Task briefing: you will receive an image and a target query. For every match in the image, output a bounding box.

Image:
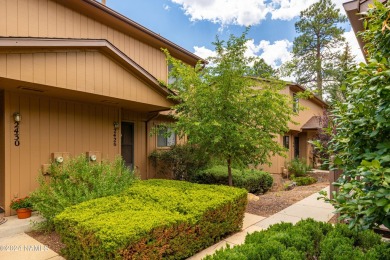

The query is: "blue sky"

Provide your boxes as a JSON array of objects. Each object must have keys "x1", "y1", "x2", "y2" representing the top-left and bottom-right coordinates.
[{"x1": 105, "y1": 0, "x2": 364, "y2": 69}]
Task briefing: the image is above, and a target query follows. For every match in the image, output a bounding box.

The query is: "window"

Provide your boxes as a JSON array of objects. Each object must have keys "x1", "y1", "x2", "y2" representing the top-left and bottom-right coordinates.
[
  {"x1": 157, "y1": 127, "x2": 176, "y2": 147},
  {"x1": 283, "y1": 136, "x2": 290, "y2": 149},
  {"x1": 168, "y1": 64, "x2": 176, "y2": 85},
  {"x1": 293, "y1": 93, "x2": 299, "y2": 112}
]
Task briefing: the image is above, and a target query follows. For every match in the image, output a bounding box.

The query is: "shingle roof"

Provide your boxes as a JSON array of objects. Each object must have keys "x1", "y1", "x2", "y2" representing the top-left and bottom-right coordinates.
[{"x1": 301, "y1": 116, "x2": 322, "y2": 130}]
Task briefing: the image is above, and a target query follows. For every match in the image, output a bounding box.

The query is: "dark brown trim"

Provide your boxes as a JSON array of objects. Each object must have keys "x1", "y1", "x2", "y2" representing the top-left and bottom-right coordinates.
[
  {"x1": 57, "y1": 0, "x2": 204, "y2": 66},
  {"x1": 0, "y1": 37, "x2": 175, "y2": 98}
]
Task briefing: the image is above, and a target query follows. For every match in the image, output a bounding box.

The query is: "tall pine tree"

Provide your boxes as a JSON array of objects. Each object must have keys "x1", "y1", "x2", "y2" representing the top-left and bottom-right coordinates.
[{"x1": 283, "y1": 0, "x2": 347, "y2": 99}]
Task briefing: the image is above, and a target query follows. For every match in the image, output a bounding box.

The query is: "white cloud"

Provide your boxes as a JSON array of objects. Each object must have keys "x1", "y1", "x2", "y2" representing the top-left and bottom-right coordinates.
[
  {"x1": 170, "y1": 0, "x2": 348, "y2": 26},
  {"x1": 170, "y1": 0, "x2": 269, "y2": 26},
  {"x1": 163, "y1": 4, "x2": 171, "y2": 11},
  {"x1": 193, "y1": 38, "x2": 293, "y2": 69}
]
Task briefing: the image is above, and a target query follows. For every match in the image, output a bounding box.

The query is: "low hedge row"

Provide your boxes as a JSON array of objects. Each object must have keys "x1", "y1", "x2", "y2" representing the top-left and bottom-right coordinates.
[
  {"x1": 292, "y1": 176, "x2": 317, "y2": 186},
  {"x1": 54, "y1": 180, "x2": 247, "y2": 259},
  {"x1": 192, "y1": 165, "x2": 273, "y2": 194},
  {"x1": 206, "y1": 219, "x2": 390, "y2": 259}
]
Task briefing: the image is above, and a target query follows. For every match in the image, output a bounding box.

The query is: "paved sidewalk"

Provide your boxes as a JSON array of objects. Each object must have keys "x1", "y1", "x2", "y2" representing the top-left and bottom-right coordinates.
[
  {"x1": 188, "y1": 186, "x2": 334, "y2": 259},
  {"x1": 0, "y1": 212, "x2": 64, "y2": 260}
]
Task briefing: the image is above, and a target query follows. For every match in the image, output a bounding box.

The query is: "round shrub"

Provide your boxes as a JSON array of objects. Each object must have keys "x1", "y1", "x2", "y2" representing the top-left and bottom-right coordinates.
[{"x1": 192, "y1": 165, "x2": 273, "y2": 194}]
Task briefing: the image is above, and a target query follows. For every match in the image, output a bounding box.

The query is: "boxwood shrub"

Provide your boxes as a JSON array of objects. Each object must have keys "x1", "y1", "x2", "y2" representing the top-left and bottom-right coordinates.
[
  {"x1": 192, "y1": 165, "x2": 273, "y2": 194},
  {"x1": 292, "y1": 176, "x2": 317, "y2": 186},
  {"x1": 54, "y1": 180, "x2": 247, "y2": 259},
  {"x1": 205, "y1": 219, "x2": 390, "y2": 259}
]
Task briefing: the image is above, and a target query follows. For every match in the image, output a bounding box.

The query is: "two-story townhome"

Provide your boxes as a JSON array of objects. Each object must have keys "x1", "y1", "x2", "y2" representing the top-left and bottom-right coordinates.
[{"x1": 0, "y1": 0, "x2": 202, "y2": 216}]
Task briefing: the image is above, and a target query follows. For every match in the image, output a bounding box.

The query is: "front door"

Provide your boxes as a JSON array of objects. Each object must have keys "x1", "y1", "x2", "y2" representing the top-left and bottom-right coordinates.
[
  {"x1": 294, "y1": 136, "x2": 299, "y2": 158},
  {"x1": 121, "y1": 122, "x2": 134, "y2": 169}
]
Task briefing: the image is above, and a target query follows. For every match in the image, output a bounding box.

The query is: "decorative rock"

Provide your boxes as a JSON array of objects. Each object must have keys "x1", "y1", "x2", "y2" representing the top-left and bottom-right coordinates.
[{"x1": 247, "y1": 193, "x2": 259, "y2": 202}]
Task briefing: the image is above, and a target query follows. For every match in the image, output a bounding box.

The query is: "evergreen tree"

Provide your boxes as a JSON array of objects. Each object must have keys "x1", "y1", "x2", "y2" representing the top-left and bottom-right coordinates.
[
  {"x1": 251, "y1": 58, "x2": 277, "y2": 79},
  {"x1": 283, "y1": 0, "x2": 347, "y2": 99}
]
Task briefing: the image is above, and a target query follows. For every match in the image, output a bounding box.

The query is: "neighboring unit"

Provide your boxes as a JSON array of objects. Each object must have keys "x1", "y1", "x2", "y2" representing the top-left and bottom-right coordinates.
[
  {"x1": 0, "y1": 0, "x2": 201, "y2": 216},
  {"x1": 260, "y1": 84, "x2": 327, "y2": 174}
]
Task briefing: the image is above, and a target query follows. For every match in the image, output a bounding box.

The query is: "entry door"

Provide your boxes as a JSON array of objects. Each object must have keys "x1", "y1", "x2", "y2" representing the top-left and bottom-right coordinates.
[
  {"x1": 121, "y1": 122, "x2": 134, "y2": 169},
  {"x1": 294, "y1": 136, "x2": 299, "y2": 158}
]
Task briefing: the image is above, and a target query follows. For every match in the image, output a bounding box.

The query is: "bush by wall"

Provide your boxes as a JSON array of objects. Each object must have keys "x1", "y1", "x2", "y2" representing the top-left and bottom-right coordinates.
[
  {"x1": 205, "y1": 219, "x2": 390, "y2": 259},
  {"x1": 292, "y1": 176, "x2": 317, "y2": 186},
  {"x1": 30, "y1": 156, "x2": 136, "y2": 230},
  {"x1": 149, "y1": 144, "x2": 211, "y2": 181},
  {"x1": 193, "y1": 165, "x2": 273, "y2": 194},
  {"x1": 54, "y1": 180, "x2": 247, "y2": 260},
  {"x1": 287, "y1": 158, "x2": 312, "y2": 177}
]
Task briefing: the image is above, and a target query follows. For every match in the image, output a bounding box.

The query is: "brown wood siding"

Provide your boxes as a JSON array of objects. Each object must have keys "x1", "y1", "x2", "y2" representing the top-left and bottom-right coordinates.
[
  {"x1": 3, "y1": 90, "x2": 120, "y2": 215},
  {"x1": 0, "y1": 91, "x2": 4, "y2": 209},
  {"x1": 0, "y1": 51, "x2": 172, "y2": 108},
  {"x1": 0, "y1": 0, "x2": 168, "y2": 82}
]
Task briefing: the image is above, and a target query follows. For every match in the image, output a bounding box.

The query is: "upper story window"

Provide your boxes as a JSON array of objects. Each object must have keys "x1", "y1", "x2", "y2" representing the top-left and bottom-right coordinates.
[
  {"x1": 293, "y1": 93, "x2": 299, "y2": 113},
  {"x1": 157, "y1": 127, "x2": 176, "y2": 147},
  {"x1": 283, "y1": 136, "x2": 290, "y2": 149},
  {"x1": 168, "y1": 64, "x2": 176, "y2": 85}
]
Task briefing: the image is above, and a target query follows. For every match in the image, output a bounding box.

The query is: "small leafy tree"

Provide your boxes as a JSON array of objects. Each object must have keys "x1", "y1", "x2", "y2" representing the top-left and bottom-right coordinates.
[
  {"x1": 251, "y1": 58, "x2": 277, "y2": 79},
  {"x1": 321, "y1": 1, "x2": 390, "y2": 230},
  {"x1": 163, "y1": 29, "x2": 294, "y2": 186}
]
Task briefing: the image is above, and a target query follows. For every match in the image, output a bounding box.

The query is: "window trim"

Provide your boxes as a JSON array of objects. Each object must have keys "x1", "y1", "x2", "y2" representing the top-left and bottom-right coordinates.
[{"x1": 157, "y1": 127, "x2": 176, "y2": 148}]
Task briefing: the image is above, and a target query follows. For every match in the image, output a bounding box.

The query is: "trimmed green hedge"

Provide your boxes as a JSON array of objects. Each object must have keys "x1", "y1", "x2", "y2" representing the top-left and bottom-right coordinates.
[
  {"x1": 205, "y1": 219, "x2": 390, "y2": 259},
  {"x1": 193, "y1": 165, "x2": 273, "y2": 194},
  {"x1": 292, "y1": 176, "x2": 317, "y2": 186},
  {"x1": 54, "y1": 180, "x2": 247, "y2": 259}
]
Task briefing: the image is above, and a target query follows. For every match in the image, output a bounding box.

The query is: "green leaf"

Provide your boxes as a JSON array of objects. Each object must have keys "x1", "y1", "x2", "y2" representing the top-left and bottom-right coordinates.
[{"x1": 375, "y1": 198, "x2": 388, "y2": 207}]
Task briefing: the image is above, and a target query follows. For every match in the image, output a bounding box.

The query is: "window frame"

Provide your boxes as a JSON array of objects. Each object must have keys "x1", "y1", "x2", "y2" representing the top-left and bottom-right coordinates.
[{"x1": 157, "y1": 127, "x2": 176, "y2": 148}]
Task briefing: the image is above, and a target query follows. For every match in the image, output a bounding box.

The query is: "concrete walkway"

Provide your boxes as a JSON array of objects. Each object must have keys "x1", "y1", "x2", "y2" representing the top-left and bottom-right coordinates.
[
  {"x1": 188, "y1": 186, "x2": 335, "y2": 259},
  {"x1": 0, "y1": 187, "x2": 334, "y2": 260},
  {"x1": 0, "y1": 212, "x2": 64, "y2": 260}
]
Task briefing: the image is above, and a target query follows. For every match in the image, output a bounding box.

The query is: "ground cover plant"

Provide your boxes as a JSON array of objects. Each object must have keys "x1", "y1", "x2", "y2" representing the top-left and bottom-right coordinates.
[
  {"x1": 193, "y1": 165, "x2": 273, "y2": 194},
  {"x1": 30, "y1": 155, "x2": 136, "y2": 230},
  {"x1": 205, "y1": 219, "x2": 390, "y2": 259},
  {"x1": 287, "y1": 158, "x2": 312, "y2": 177},
  {"x1": 54, "y1": 179, "x2": 247, "y2": 259},
  {"x1": 292, "y1": 176, "x2": 317, "y2": 186}
]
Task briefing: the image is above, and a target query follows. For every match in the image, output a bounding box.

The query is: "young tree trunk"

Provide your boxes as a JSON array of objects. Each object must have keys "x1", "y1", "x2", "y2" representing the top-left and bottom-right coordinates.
[
  {"x1": 316, "y1": 41, "x2": 323, "y2": 99},
  {"x1": 227, "y1": 157, "x2": 233, "y2": 186}
]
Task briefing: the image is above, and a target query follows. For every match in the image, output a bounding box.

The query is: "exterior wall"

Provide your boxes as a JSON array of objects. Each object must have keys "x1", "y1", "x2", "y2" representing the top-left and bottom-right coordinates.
[
  {"x1": 0, "y1": 50, "x2": 171, "y2": 108},
  {"x1": 260, "y1": 87, "x2": 325, "y2": 174},
  {"x1": 0, "y1": 91, "x2": 4, "y2": 210},
  {"x1": 2, "y1": 90, "x2": 120, "y2": 215},
  {"x1": 0, "y1": 0, "x2": 168, "y2": 82}
]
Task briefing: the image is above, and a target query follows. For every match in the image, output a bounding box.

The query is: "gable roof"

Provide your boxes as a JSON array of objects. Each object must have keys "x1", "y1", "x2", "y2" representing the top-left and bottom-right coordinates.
[
  {"x1": 58, "y1": 0, "x2": 204, "y2": 66},
  {"x1": 301, "y1": 116, "x2": 322, "y2": 130},
  {"x1": 0, "y1": 37, "x2": 176, "y2": 99}
]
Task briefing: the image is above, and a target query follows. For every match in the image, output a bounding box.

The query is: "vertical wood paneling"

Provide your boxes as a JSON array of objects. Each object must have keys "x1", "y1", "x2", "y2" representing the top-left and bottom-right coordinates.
[
  {"x1": 73, "y1": 103, "x2": 83, "y2": 155},
  {"x1": 101, "y1": 107, "x2": 109, "y2": 158},
  {"x1": 47, "y1": 0, "x2": 57, "y2": 37},
  {"x1": 9, "y1": 94, "x2": 20, "y2": 199},
  {"x1": 20, "y1": 54, "x2": 33, "y2": 82},
  {"x1": 102, "y1": 58, "x2": 110, "y2": 96},
  {"x1": 45, "y1": 53, "x2": 57, "y2": 86},
  {"x1": 3, "y1": 92, "x2": 11, "y2": 215},
  {"x1": 0, "y1": 0, "x2": 6, "y2": 35},
  {"x1": 19, "y1": 95, "x2": 30, "y2": 196},
  {"x1": 81, "y1": 104, "x2": 90, "y2": 152},
  {"x1": 6, "y1": 54, "x2": 21, "y2": 80},
  {"x1": 39, "y1": 98, "x2": 50, "y2": 164},
  {"x1": 56, "y1": 2, "x2": 66, "y2": 37},
  {"x1": 58, "y1": 101, "x2": 67, "y2": 151},
  {"x1": 66, "y1": 53, "x2": 77, "y2": 90},
  {"x1": 38, "y1": 0, "x2": 48, "y2": 37},
  {"x1": 33, "y1": 53, "x2": 45, "y2": 84},
  {"x1": 89, "y1": 106, "x2": 96, "y2": 150},
  {"x1": 17, "y1": 0, "x2": 29, "y2": 36},
  {"x1": 29, "y1": 96, "x2": 40, "y2": 189},
  {"x1": 73, "y1": 11, "x2": 81, "y2": 38},
  {"x1": 0, "y1": 55, "x2": 6, "y2": 77},
  {"x1": 65, "y1": 8, "x2": 74, "y2": 38},
  {"x1": 66, "y1": 102, "x2": 75, "y2": 155},
  {"x1": 93, "y1": 52, "x2": 103, "y2": 95},
  {"x1": 87, "y1": 18, "x2": 95, "y2": 38},
  {"x1": 80, "y1": 15, "x2": 88, "y2": 37},
  {"x1": 49, "y1": 100, "x2": 59, "y2": 152},
  {"x1": 76, "y1": 52, "x2": 86, "y2": 92},
  {"x1": 6, "y1": 0, "x2": 17, "y2": 36},
  {"x1": 56, "y1": 53, "x2": 67, "y2": 88},
  {"x1": 109, "y1": 61, "x2": 117, "y2": 98},
  {"x1": 85, "y1": 52, "x2": 95, "y2": 93}
]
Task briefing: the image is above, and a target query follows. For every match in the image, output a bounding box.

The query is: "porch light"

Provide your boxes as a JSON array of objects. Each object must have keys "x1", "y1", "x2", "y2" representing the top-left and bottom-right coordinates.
[
  {"x1": 13, "y1": 112, "x2": 21, "y2": 122},
  {"x1": 113, "y1": 122, "x2": 120, "y2": 129}
]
